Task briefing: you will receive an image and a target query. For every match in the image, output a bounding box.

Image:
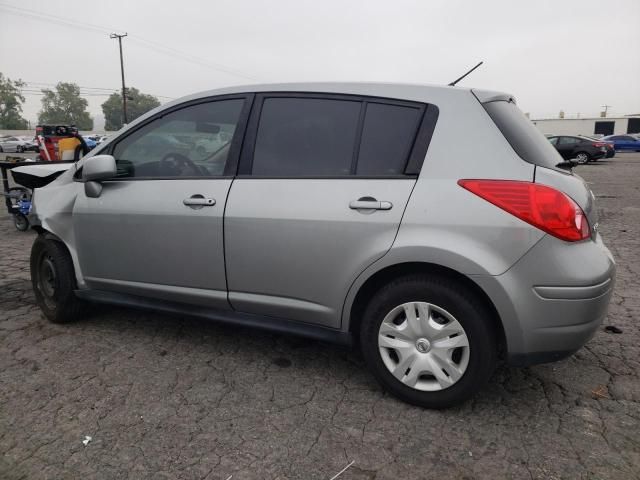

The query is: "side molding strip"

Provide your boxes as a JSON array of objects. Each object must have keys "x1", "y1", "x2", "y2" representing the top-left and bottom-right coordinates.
[{"x1": 75, "y1": 289, "x2": 353, "y2": 346}]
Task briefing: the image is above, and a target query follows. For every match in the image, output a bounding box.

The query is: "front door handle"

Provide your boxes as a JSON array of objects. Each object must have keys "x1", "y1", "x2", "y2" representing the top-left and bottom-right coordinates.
[
  {"x1": 183, "y1": 195, "x2": 216, "y2": 209},
  {"x1": 349, "y1": 198, "x2": 393, "y2": 211}
]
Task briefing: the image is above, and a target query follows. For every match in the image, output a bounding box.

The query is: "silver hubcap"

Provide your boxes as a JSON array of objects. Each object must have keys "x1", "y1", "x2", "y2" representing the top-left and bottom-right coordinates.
[
  {"x1": 378, "y1": 302, "x2": 470, "y2": 392},
  {"x1": 576, "y1": 153, "x2": 588, "y2": 163}
]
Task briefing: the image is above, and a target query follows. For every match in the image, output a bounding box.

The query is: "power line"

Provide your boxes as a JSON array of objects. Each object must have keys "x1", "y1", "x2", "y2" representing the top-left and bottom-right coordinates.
[
  {"x1": 0, "y1": 3, "x2": 114, "y2": 36},
  {"x1": 22, "y1": 82, "x2": 119, "y2": 92},
  {"x1": 19, "y1": 81, "x2": 175, "y2": 99},
  {"x1": 20, "y1": 91, "x2": 114, "y2": 97},
  {"x1": 0, "y1": 3, "x2": 258, "y2": 81},
  {"x1": 126, "y1": 35, "x2": 257, "y2": 80}
]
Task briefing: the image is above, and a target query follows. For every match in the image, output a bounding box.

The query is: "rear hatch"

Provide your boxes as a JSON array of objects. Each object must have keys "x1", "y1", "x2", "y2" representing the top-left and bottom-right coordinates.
[{"x1": 473, "y1": 90, "x2": 597, "y2": 232}]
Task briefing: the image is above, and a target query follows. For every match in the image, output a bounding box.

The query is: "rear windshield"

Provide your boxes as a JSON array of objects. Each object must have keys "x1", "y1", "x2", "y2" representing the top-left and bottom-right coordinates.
[{"x1": 483, "y1": 100, "x2": 563, "y2": 170}]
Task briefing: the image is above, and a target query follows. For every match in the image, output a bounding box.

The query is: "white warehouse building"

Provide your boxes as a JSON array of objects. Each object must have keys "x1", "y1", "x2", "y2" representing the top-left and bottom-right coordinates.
[{"x1": 532, "y1": 115, "x2": 640, "y2": 137}]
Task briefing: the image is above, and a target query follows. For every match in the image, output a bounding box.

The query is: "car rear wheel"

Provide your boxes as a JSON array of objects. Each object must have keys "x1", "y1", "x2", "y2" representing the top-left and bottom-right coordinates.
[
  {"x1": 30, "y1": 236, "x2": 85, "y2": 323},
  {"x1": 360, "y1": 274, "x2": 498, "y2": 408},
  {"x1": 575, "y1": 152, "x2": 590, "y2": 164},
  {"x1": 17, "y1": 145, "x2": 24, "y2": 153}
]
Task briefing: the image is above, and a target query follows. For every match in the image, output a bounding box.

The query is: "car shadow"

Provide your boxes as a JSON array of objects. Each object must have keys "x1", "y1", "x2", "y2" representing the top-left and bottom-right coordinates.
[{"x1": 71, "y1": 302, "x2": 543, "y2": 409}]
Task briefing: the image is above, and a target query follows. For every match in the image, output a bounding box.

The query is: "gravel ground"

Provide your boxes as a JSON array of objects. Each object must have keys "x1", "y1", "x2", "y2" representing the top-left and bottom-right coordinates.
[{"x1": 1, "y1": 154, "x2": 639, "y2": 479}]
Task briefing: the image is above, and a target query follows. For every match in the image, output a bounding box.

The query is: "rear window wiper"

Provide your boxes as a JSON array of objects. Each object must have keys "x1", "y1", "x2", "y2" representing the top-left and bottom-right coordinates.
[{"x1": 555, "y1": 160, "x2": 577, "y2": 171}]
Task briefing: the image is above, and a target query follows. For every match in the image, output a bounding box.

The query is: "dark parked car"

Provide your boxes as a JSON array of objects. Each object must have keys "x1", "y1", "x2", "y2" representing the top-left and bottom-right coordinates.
[
  {"x1": 602, "y1": 141, "x2": 615, "y2": 158},
  {"x1": 585, "y1": 136, "x2": 615, "y2": 158},
  {"x1": 547, "y1": 135, "x2": 608, "y2": 163},
  {"x1": 602, "y1": 135, "x2": 640, "y2": 151}
]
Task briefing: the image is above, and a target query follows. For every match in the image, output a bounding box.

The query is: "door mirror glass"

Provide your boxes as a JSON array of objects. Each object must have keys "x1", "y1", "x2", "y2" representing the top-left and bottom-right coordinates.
[{"x1": 82, "y1": 155, "x2": 117, "y2": 182}]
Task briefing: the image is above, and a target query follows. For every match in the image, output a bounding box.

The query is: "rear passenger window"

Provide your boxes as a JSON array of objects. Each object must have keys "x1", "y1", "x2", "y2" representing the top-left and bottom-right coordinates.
[
  {"x1": 357, "y1": 103, "x2": 422, "y2": 176},
  {"x1": 252, "y1": 98, "x2": 360, "y2": 176}
]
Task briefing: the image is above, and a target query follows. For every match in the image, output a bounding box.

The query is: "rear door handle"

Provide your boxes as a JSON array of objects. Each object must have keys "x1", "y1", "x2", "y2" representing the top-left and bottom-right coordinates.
[
  {"x1": 183, "y1": 195, "x2": 216, "y2": 208},
  {"x1": 349, "y1": 199, "x2": 393, "y2": 210}
]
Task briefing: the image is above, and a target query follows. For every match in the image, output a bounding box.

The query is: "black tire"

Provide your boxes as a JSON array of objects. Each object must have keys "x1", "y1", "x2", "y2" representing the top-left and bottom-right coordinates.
[
  {"x1": 0, "y1": 145, "x2": 3, "y2": 152},
  {"x1": 13, "y1": 213, "x2": 29, "y2": 231},
  {"x1": 17, "y1": 145, "x2": 24, "y2": 153},
  {"x1": 30, "y1": 236, "x2": 85, "y2": 323},
  {"x1": 359, "y1": 274, "x2": 498, "y2": 409}
]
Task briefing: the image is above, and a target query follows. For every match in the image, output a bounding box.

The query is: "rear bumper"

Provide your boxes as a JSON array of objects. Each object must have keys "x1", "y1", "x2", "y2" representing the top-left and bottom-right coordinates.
[
  {"x1": 506, "y1": 289, "x2": 611, "y2": 366},
  {"x1": 473, "y1": 233, "x2": 616, "y2": 366}
]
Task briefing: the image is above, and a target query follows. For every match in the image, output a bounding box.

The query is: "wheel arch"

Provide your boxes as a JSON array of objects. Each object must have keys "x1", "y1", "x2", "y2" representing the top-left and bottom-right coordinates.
[
  {"x1": 33, "y1": 226, "x2": 64, "y2": 243},
  {"x1": 345, "y1": 261, "x2": 507, "y2": 356},
  {"x1": 32, "y1": 227, "x2": 87, "y2": 289}
]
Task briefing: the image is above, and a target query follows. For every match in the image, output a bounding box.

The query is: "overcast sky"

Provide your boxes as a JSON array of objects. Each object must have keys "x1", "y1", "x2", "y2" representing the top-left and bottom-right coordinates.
[{"x1": 1, "y1": 0, "x2": 639, "y2": 129}]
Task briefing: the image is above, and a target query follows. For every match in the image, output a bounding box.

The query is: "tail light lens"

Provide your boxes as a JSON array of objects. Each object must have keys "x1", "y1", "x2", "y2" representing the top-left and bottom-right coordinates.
[
  {"x1": 458, "y1": 180, "x2": 590, "y2": 242},
  {"x1": 593, "y1": 142, "x2": 606, "y2": 147}
]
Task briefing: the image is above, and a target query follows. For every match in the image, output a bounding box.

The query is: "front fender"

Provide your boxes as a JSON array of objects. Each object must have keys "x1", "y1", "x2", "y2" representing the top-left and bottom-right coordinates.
[{"x1": 31, "y1": 179, "x2": 86, "y2": 288}]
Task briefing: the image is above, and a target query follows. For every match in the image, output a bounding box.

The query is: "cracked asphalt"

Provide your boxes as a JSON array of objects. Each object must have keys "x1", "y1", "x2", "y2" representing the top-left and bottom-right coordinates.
[{"x1": 1, "y1": 154, "x2": 639, "y2": 480}]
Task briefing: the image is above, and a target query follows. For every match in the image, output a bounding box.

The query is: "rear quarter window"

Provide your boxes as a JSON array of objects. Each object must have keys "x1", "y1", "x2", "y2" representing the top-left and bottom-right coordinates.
[
  {"x1": 357, "y1": 103, "x2": 422, "y2": 176},
  {"x1": 483, "y1": 100, "x2": 563, "y2": 170}
]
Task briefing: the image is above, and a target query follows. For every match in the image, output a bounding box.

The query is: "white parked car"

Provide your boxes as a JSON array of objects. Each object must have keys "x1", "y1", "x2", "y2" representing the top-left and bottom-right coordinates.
[{"x1": 0, "y1": 136, "x2": 32, "y2": 153}]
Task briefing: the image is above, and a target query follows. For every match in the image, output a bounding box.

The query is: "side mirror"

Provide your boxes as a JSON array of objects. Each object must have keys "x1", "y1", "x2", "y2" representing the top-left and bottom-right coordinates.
[{"x1": 82, "y1": 155, "x2": 116, "y2": 198}]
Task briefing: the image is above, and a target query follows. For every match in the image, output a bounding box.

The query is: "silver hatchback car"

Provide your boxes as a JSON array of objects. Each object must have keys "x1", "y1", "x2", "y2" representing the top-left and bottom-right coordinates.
[{"x1": 28, "y1": 83, "x2": 615, "y2": 408}]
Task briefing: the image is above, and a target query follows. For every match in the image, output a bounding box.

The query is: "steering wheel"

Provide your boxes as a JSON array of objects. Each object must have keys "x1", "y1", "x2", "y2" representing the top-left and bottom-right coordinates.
[{"x1": 160, "y1": 152, "x2": 202, "y2": 176}]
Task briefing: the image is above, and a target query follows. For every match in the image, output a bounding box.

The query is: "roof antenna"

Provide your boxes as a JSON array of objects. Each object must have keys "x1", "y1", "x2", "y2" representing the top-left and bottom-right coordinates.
[{"x1": 448, "y1": 61, "x2": 484, "y2": 86}]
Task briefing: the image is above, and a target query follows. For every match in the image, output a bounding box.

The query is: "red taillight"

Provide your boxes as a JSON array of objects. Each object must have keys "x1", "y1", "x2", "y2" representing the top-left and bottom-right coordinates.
[
  {"x1": 458, "y1": 180, "x2": 590, "y2": 242},
  {"x1": 593, "y1": 142, "x2": 606, "y2": 148}
]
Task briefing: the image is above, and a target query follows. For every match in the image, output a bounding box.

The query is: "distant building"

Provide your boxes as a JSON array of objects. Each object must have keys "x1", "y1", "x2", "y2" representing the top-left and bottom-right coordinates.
[{"x1": 532, "y1": 115, "x2": 640, "y2": 137}]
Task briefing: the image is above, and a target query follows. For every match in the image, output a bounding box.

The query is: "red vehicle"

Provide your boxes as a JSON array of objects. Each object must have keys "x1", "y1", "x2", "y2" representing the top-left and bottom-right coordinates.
[{"x1": 35, "y1": 125, "x2": 82, "y2": 161}]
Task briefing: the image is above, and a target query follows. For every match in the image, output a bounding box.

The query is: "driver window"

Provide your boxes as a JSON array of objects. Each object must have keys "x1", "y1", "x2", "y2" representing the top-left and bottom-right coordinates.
[{"x1": 112, "y1": 99, "x2": 244, "y2": 178}]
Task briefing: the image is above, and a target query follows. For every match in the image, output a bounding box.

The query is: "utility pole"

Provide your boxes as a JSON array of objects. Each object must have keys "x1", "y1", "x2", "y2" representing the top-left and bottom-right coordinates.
[
  {"x1": 110, "y1": 33, "x2": 128, "y2": 124},
  {"x1": 601, "y1": 105, "x2": 611, "y2": 118}
]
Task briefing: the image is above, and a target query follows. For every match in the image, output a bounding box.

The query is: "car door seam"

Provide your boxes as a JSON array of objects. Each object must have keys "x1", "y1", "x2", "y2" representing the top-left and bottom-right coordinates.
[
  {"x1": 222, "y1": 176, "x2": 236, "y2": 311},
  {"x1": 338, "y1": 175, "x2": 420, "y2": 329}
]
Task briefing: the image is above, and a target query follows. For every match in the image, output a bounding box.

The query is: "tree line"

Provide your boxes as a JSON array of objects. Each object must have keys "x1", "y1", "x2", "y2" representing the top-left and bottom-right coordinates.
[{"x1": 0, "y1": 72, "x2": 160, "y2": 131}]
